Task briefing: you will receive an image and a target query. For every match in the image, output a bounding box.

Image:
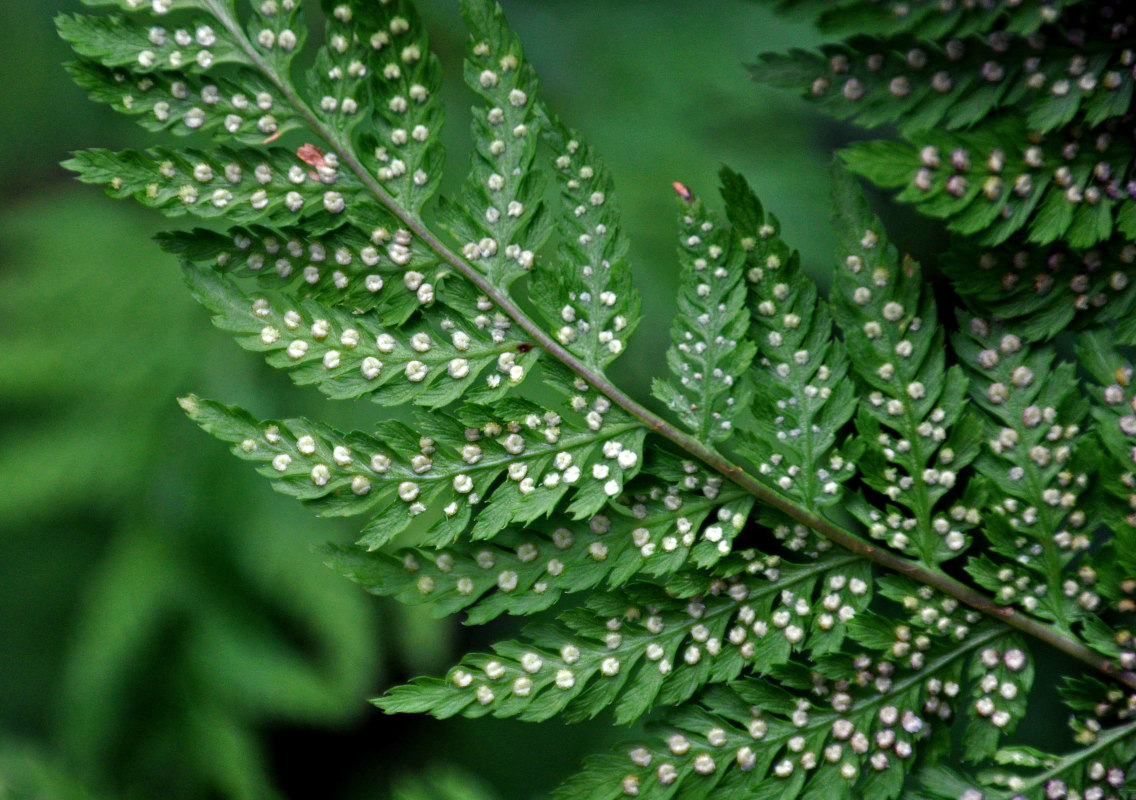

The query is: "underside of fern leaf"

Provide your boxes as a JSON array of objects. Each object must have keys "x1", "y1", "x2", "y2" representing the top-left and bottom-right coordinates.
[{"x1": 62, "y1": 0, "x2": 1136, "y2": 798}]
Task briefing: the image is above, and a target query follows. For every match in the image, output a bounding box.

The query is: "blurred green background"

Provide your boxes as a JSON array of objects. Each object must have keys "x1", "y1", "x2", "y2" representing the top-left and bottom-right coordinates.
[{"x1": 0, "y1": 2, "x2": 838, "y2": 798}]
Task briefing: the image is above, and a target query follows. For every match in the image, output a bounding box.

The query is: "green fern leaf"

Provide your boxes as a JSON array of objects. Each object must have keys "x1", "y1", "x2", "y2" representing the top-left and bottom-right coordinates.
[
  {"x1": 65, "y1": 145, "x2": 361, "y2": 223},
  {"x1": 652, "y1": 186, "x2": 756, "y2": 445},
  {"x1": 841, "y1": 122, "x2": 1136, "y2": 248},
  {"x1": 723, "y1": 166, "x2": 859, "y2": 516},
  {"x1": 561, "y1": 625, "x2": 1010, "y2": 800},
  {"x1": 435, "y1": 1, "x2": 549, "y2": 288},
  {"x1": 752, "y1": 27, "x2": 1134, "y2": 135},
  {"x1": 377, "y1": 552, "x2": 871, "y2": 725},
  {"x1": 939, "y1": 237, "x2": 1136, "y2": 341},
  {"x1": 180, "y1": 394, "x2": 644, "y2": 550},
  {"x1": 954, "y1": 318, "x2": 1094, "y2": 627},
  {"x1": 829, "y1": 168, "x2": 981, "y2": 566},
  {"x1": 63, "y1": 59, "x2": 304, "y2": 143},
  {"x1": 1077, "y1": 330, "x2": 1136, "y2": 638},
  {"x1": 530, "y1": 116, "x2": 640, "y2": 373},
  {"x1": 326, "y1": 464, "x2": 750, "y2": 624},
  {"x1": 181, "y1": 262, "x2": 535, "y2": 407}
]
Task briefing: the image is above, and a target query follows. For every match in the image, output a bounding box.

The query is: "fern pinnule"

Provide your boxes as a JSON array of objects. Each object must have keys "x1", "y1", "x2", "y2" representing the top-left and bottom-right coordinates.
[
  {"x1": 182, "y1": 263, "x2": 539, "y2": 407},
  {"x1": 652, "y1": 187, "x2": 756, "y2": 447},
  {"x1": 829, "y1": 168, "x2": 982, "y2": 567},
  {"x1": 530, "y1": 117, "x2": 640, "y2": 373},
  {"x1": 723, "y1": 166, "x2": 860, "y2": 521},
  {"x1": 377, "y1": 551, "x2": 872, "y2": 727},
  {"x1": 939, "y1": 237, "x2": 1136, "y2": 342},
  {"x1": 326, "y1": 466, "x2": 751, "y2": 625},
  {"x1": 954, "y1": 318, "x2": 1095, "y2": 630}
]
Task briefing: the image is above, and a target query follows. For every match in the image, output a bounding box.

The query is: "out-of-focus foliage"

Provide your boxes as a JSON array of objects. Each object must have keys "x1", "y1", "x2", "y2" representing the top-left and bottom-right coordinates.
[{"x1": 0, "y1": 193, "x2": 384, "y2": 799}]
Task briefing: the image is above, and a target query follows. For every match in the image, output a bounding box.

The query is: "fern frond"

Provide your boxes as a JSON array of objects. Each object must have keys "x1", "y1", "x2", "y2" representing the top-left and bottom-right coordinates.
[
  {"x1": 940, "y1": 237, "x2": 1136, "y2": 342},
  {"x1": 561, "y1": 625, "x2": 1012, "y2": 800},
  {"x1": 954, "y1": 317, "x2": 1094, "y2": 628},
  {"x1": 830, "y1": 169, "x2": 981, "y2": 566},
  {"x1": 179, "y1": 393, "x2": 644, "y2": 550},
  {"x1": 327, "y1": 464, "x2": 750, "y2": 624},
  {"x1": 753, "y1": 26, "x2": 1134, "y2": 135},
  {"x1": 377, "y1": 551, "x2": 871, "y2": 725},
  {"x1": 652, "y1": 187, "x2": 755, "y2": 445},
  {"x1": 723, "y1": 167, "x2": 859, "y2": 517},
  {"x1": 61, "y1": 0, "x2": 1136, "y2": 796},
  {"x1": 842, "y1": 122, "x2": 1136, "y2": 248}
]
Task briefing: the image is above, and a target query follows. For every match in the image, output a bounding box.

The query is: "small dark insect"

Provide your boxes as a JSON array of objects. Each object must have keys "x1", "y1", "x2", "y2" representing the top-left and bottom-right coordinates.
[{"x1": 517, "y1": 342, "x2": 534, "y2": 353}]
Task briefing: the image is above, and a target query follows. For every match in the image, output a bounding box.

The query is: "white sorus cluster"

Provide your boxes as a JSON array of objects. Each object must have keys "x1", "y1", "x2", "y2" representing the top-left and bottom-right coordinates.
[
  {"x1": 971, "y1": 647, "x2": 1027, "y2": 730},
  {"x1": 568, "y1": 381, "x2": 619, "y2": 435},
  {"x1": 1060, "y1": 564, "x2": 1105, "y2": 614},
  {"x1": 758, "y1": 395, "x2": 843, "y2": 476},
  {"x1": 399, "y1": 481, "x2": 724, "y2": 602},
  {"x1": 461, "y1": 294, "x2": 518, "y2": 354},
  {"x1": 314, "y1": 7, "x2": 380, "y2": 122},
  {"x1": 618, "y1": 688, "x2": 934, "y2": 793},
  {"x1": 135, "y1": 23, "x2": 223, "y2": 73},
  {"x1": 973, "y1": 243, "x2": 1136, "y2": 313},
  {"x1": 453, "y1": 412, "x2": 636, "y2": 511},
  {"x1": 362, "y1": 15, "x2": 430, "y2": 121},
  {"x1": 245, "y1": 290, "x2": 504, "y2": 393},
  {"x1": 697, "y1": 506, "x2": 747, "y2": 557},
  {"x1": 773, "y1": 521, "x2": 834, "y2": 555},
  {"x1": 399, "y1": 533, "x2": 555, "y2": 599},
  {"x1": 550, "y1": 141, "x2": 630, "y2": 361},
  {"x1": 128, "y1": 70, "x2": 285, "y2": 138},
  {"x1": 1042, "y1": 761, "x2": 1130, "y2": 800},
  {"x1": 908, "y1": 126, "x2": 1130, "y2": 212},
  {"x1": 155, "y1": 148, "x2": 343, "y2": 215},
  {"x1": 865, "y1": 499, "x2": 974, "y2": 555},
  {"x1": 256, "y1": 0, "x2": 298, "y2": 17},
  {"x1": 224, "y1": 228, "x2": 422, "y2": 300},
  {"x1": 258, "y1": 423, "x2": 377, "y2": 498},
  {"x1": 899, "y1": 584, "x2": 981, "y2": 645}
]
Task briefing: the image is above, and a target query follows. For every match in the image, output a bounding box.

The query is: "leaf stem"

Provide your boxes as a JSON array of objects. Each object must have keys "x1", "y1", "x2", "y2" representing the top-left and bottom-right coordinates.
[{"x1": 213, "y1": 4, "x2": 1136, "y2": 694}]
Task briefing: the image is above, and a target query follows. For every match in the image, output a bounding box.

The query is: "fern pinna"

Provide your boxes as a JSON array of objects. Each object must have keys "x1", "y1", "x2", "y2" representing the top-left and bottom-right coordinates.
[{"x1": 61, "y1": 1, "x2": 1135, "y2": 798}]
